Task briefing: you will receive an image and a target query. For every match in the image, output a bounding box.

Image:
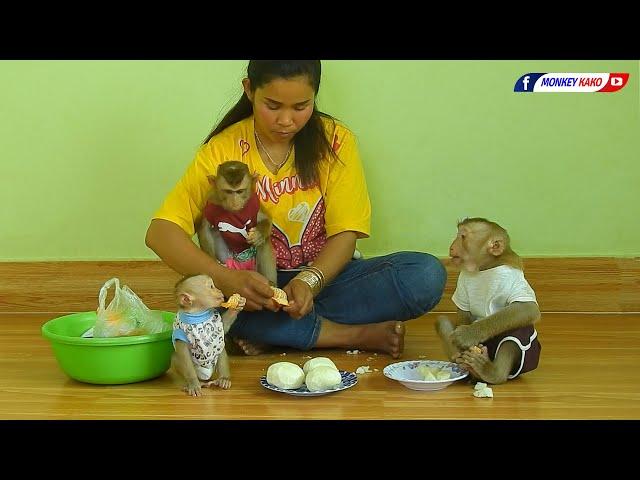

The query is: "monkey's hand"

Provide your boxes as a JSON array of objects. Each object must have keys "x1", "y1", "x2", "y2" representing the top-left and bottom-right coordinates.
[
  {"x1": 247, "y1": 227, "x2": 265, "y2": 246},
  {"x1": 450, "y1": 324, "x2": 483, "y2": 351},
  {"x1": 451, "y1": 352, "x2": 464, "y2": 363},
  {"x1": 183, "y1": 379, "x2": 203, "y2": 397},
  {"x1": 282, "y1": 279, "x2": 314, "y2": 319}
]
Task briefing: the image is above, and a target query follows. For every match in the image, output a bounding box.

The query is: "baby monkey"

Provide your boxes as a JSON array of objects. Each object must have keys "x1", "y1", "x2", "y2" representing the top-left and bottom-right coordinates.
[
  {"x1": 436, "y1": 217, "x2": 542, "y2": 384},
  {"x1": 172, "y1": 274, "x2": 246, "y2": 396}
]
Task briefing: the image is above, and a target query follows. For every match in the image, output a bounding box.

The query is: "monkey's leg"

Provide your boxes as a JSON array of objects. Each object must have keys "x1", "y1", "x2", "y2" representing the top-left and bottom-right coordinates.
[
  {"x1": 203, "y1": 350, "x2": 232, "y2": 390},
  {"x1": 256, "y1": 241, "x2": 278, "y2": 286},
  {"x1": 460, "y1": 342, "x2": 519, "y2": 384},
  {"x1": 249, "y1": 212, "x2": 277, "y2": 285},
  {"x1": 252, "y1": 211, "x2": 272, "y2": 247},
  {"x1": 172, "y1": 342, "x2": 202, "y2": 396}
]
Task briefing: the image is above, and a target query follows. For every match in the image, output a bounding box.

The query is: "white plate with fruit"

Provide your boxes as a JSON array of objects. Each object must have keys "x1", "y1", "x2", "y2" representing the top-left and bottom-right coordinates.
[{"x1": 383, "y1": 360, "x2": 468, "y2": 391}]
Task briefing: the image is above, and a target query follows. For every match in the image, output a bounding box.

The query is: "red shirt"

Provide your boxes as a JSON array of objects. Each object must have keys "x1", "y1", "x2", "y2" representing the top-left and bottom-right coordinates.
[{"x1": 202, "y1": 192, "x2": 260, "y2": 254}]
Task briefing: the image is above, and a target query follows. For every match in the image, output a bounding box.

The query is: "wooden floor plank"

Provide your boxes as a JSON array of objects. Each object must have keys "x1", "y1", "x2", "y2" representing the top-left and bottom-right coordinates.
[
  {"x1": 1, "y1": 258, "x2": 637, "y2": 314},
  {"x1": 2, "y1": 312, "x2": 639, "y2": 420}
]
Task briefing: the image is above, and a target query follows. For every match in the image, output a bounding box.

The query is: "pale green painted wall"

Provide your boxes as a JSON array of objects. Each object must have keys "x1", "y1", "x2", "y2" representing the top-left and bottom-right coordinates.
[{"x1": 1, "y1": 60, "x2": 638, "y2": 260}]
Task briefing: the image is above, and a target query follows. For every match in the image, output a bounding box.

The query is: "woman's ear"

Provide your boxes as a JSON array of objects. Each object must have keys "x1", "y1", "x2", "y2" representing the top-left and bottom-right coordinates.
[{"x1": 242, "y1": 78, "x2": 253, "y2": 102}]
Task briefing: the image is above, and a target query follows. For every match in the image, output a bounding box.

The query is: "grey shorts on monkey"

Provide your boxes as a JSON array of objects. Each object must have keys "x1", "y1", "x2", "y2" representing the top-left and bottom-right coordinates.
[{"x1": 228, "y1": 251, "x2": 447, "y2": 350}]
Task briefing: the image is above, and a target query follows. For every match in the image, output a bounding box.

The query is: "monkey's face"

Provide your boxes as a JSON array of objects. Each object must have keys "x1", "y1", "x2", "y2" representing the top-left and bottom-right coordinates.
[
  {"x1": 448, "y1": 227, "x2": 468, "y2": 268},
  {"x1": 248, "y1": 76, "x2": 315, "y2": 144},
  {"x1": 184, "y1": 275, "x2": 225, "y2": 309},
  {"x1": 449, "y1": 224, "x2": 490, "y2": 272},
  {"x1": 217, "y1": 176, "x2": 253, "y2": 212}
]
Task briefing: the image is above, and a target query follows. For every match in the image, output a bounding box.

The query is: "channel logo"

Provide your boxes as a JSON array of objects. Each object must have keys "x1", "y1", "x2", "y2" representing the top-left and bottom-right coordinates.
[{"x1": 514, "y1": 73, "x2": 629, "y2": 93}]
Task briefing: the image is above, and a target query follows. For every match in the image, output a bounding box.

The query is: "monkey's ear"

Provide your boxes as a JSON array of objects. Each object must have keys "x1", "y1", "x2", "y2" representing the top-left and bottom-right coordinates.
[
  {"x1": 179, "y1": 293, "x2": 193, "y2": 308},
  {"x1": 207, "y1": 175, "x2": 216, "y2": 186},
  {"x1": 487, "y1": 238, "x2": 505, "y2": 257}
]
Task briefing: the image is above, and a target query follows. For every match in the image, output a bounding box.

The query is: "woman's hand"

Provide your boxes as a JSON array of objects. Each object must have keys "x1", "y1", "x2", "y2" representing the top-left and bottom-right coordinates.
[
  {"x1": 217, "y1": 269, "x2": 278, "y2": 312},
  {"x1": 282, "y1": 278, "x2": 314, "y2": 319}
]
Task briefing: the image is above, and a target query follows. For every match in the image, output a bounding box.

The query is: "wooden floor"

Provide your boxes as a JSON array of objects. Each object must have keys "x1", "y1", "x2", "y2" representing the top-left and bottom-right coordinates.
[{"x1": 2, "y1": 311, "x2": 639, "y2": 420}]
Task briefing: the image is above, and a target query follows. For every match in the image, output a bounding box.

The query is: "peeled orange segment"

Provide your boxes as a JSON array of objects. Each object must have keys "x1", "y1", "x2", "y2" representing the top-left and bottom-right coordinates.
[
  {"x1": 271, "y1": 287, "x2": 289, "y2": 306},
  {"x1": 221, "y1": 293, "x2": 242, "y2": 309}
]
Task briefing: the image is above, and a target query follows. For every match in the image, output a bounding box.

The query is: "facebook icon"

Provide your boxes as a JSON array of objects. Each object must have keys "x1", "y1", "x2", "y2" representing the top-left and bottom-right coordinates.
[{"x1": 514, "y1": 73, "x2": 544, "y2": 92}]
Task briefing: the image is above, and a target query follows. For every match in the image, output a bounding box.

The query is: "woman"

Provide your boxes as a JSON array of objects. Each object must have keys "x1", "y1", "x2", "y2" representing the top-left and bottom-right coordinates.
[{"x1": 145, "y1": 60, "x2": 446, "y2": 357}]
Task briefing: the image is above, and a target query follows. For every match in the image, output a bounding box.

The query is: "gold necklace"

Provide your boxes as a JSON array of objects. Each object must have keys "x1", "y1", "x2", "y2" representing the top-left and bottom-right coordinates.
[{"x1": 254, "y1": 130, "x2": 293, "y2": 171}]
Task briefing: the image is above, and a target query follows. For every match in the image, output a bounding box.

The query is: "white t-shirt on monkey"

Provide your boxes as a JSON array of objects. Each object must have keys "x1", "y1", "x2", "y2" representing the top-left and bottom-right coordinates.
[{"x1": 452, "y1": 265, "x2": 537, "y2": 321}]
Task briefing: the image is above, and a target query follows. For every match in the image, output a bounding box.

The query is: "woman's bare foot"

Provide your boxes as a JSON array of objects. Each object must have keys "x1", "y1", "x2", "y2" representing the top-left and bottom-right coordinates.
[
  {"x1": 235, "y1": 338, "x2": 271, "y2": 355},
  {"x1": 224, "y1": 336, "x2": 271, "y2": 356},
  {"x1": 317, "y1": 320, "x2": 405, "y2": 358},
  {"x1": 360, "y1": 321, "x2": 405, "y2": 358}
]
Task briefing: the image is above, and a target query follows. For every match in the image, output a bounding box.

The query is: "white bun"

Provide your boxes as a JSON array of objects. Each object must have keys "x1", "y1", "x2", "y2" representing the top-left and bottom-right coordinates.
[
  {"x1": 266, "y1": 362, "x2": 305, "y2": 390},
  {"x1": 305, "y1": 366, "x2": 342, "y2": 392},
  {"x1": 302, "y1": 357, "x2": 338, "y2": 375}
]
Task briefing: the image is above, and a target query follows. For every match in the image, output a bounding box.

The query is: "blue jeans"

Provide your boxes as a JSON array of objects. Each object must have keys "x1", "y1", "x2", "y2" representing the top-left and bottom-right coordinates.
[{"x1": 227, "y1": 251, "x2": 447, "y2": 350}]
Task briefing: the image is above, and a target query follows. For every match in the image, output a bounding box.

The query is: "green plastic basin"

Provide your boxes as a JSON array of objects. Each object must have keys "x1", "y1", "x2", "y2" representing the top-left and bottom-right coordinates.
[{"x1": 41, "y1": 310, "x2": 175, "y2": 385}]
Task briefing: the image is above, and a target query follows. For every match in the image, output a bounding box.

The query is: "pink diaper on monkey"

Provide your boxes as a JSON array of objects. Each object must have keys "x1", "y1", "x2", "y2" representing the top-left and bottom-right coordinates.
[
  {"x1": 224, "y1": 245, "x2": 257, "y2": 271},
  {"x1": 225, "y1": 257, "x2": 257, "y2": 271}
]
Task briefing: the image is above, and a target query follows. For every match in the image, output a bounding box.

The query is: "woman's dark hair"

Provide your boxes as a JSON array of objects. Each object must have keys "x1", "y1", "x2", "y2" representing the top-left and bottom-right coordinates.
[{"x1": 204, "y1": 60, "x2": 339, "y2": 187}]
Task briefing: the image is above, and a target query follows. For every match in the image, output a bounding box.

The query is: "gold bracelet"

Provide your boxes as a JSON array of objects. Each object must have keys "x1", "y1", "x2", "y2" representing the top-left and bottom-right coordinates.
[
  {"x1": 293, "y1": 270, "x2": 322, "y2": 296},
  {"x1": 304, "y1": 265, "x2": 326, "y2": 289}
]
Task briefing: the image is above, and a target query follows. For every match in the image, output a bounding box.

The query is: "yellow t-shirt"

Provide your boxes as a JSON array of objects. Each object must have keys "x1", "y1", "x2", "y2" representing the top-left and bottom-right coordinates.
[{"x1": 153, "y1": 115, "x2": 371, "y2": 269}]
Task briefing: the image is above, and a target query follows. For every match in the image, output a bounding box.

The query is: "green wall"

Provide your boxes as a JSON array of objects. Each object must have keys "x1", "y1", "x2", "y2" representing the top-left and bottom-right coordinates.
[{"x1": 1, "y1": 60, "x2": 638, "y2": 260}]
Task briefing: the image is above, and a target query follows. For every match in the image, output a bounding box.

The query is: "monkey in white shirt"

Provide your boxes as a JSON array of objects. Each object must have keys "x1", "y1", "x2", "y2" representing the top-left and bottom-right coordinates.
[{"x1": 436, "y1": 218, "x2": 541, "y2": 384}]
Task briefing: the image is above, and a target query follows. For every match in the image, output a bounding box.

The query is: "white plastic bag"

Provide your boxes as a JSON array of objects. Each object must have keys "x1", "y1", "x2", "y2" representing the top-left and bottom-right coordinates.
[{"x1": 93, "y1": 278, "x2": 168, "y2": 338}]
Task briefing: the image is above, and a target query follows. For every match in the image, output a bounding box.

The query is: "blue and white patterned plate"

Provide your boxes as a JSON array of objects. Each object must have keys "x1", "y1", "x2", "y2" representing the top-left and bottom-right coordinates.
[
  {"x1": 260, "y1": 370, "x2": 358, "y2": 397},
  {"x1": 383, "y1": 360, "x2": 469, "y2": 391}
]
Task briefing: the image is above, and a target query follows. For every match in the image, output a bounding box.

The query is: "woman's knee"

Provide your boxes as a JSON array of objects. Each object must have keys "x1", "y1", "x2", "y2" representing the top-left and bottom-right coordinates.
[{"x1": 394, "y1": 252, "x2": 447, "y2": 314}]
